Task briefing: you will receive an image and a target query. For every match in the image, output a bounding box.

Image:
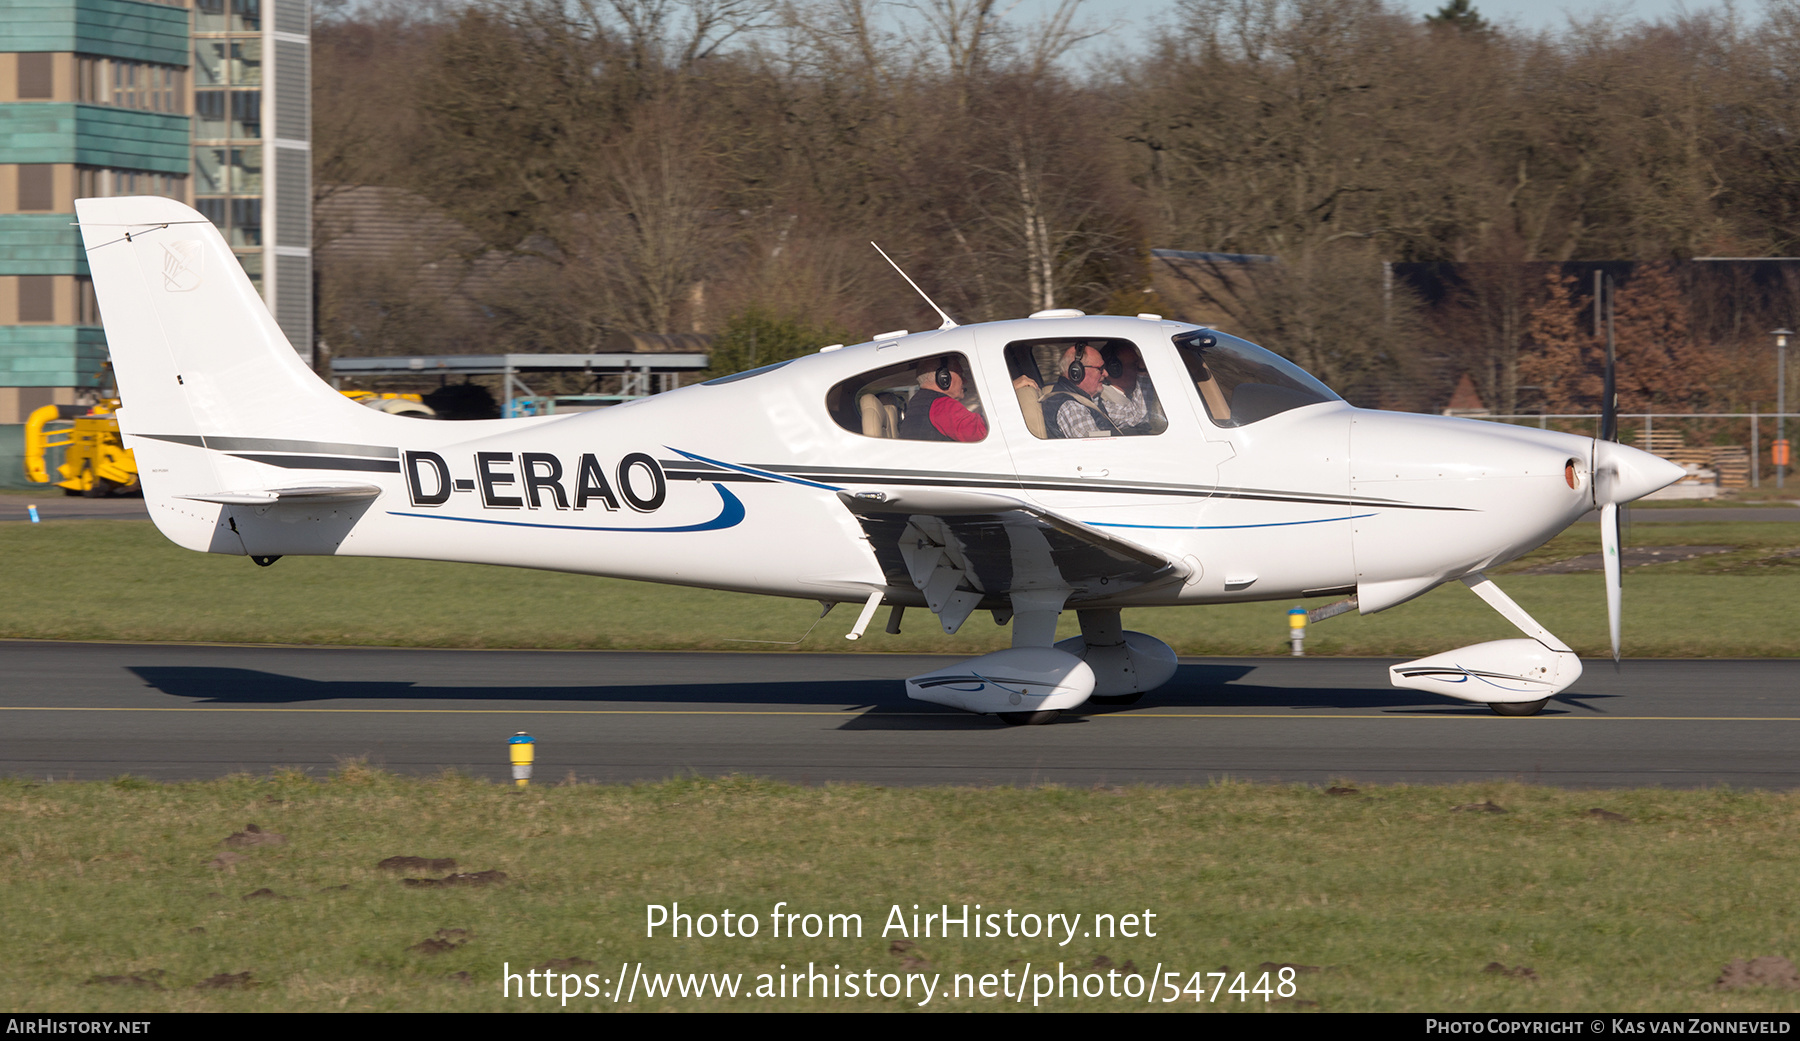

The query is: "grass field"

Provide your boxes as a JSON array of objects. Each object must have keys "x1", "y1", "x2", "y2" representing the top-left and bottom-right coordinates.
[
  {"x1": 2, "y1": 772, "x2": 1796, "y2": 1012},
  {"x1": 1, "y1": 519, "x2": 1797, "y2": 656}
]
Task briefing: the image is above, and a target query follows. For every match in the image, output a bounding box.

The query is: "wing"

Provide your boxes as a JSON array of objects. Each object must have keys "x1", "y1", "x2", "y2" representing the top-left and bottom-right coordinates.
[{"x1": 837, "y1": 488, "x2": 1189, "y2": 633}]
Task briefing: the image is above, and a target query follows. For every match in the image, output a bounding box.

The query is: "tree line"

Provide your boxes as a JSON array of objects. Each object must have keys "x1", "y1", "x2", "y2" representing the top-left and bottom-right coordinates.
[{"x1": 312, "y1": 0, "x2": 1800, "y2": 413}]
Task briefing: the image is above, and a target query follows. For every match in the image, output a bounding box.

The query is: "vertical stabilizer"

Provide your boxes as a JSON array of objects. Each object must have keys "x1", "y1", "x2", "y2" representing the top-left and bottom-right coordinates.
[
  {"x1": 76, "y1": 197, "x2": 386, "y2": 551},
  {"x1": 76, "y1": 196, "x2": 366, "y2": 439}
]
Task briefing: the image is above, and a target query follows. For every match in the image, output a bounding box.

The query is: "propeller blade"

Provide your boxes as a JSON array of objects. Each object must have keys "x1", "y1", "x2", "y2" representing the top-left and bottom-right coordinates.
[
  {"x1": 1600, "y1": 272, "x2": 1617, "y2": 444},
  {"x1": 1601, "y1": 501, "x2": 1622, "y2": 663}
]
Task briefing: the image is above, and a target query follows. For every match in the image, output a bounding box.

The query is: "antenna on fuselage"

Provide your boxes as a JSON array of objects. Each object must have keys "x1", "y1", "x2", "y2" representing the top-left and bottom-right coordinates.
[{"x1": 870, "y1": 242, "x2": 958, "y2": 330}]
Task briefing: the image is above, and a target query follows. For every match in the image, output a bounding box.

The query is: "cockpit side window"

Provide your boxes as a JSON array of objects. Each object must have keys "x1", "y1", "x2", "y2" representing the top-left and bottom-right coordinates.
[
  {"x1": 1172, "y1": 329, "x2": 1339, "y2": 427},
  {"x1": 1004, "y1": 338, "x2": 1168, "y2": 440},
  {"x1": 825, "y1": 354, "x2": 988, "y2": 442}
]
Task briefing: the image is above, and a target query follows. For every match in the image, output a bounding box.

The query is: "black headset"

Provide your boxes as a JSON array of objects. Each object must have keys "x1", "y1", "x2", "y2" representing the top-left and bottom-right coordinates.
[
  {"x1": 1065, "y1": 345, "x2": 1096, "y2": 384},
  {"x1": 935, "y1": 356, "x2": 953, "y2": 391},
  {"x1": 1100, "y1": 344, "x2": 1125, "y2": 380}
]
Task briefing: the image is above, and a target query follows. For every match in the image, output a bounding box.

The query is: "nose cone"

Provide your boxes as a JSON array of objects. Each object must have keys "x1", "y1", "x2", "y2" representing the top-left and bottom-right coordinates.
[{"x1": 1593, "y1": 440, "x2": 1687, "y2": 505}]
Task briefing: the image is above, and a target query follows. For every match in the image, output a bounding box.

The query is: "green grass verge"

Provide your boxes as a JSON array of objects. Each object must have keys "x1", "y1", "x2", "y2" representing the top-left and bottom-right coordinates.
[
  {"x1": 1, "y1": 519, "x2": 1797, "y2": 656},
  {"x1": 3, "y1": 772, "x2": 1796, "y2": 1012}
]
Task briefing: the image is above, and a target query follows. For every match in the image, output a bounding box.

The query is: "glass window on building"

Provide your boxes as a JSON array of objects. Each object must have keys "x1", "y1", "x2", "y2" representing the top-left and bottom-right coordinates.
[
  {"x1": 80, "y1": 58, "x2": 185, "y2": 113},
  {"x1": 77, "y1": 56, "x2": 103, "y2": 101},
  {"x1": 155, "y1": 66, "x2": 183, "y2": 113},
  {"x1": 195, "y1": 90, "x2": 226, "y2": 137},
  {"x1": 195, "y1": 0, "x2": 226, "y2": 31},
  {"x1": 194, "y1": 148, "x2": 261, "y2": 194},
  {"x1": 194, "y1": 0, "x2": 257, "y2": 32},
  {"x1": 230, "y1": 90, "x2": 261, "y2": 138},
  {"x1": 229, "y1": 198, "x2": 262, "y2": 247},
  {"x1": 195, "y1": 147, "x2": 228, "y2": 194},
  {"x1": 193, "y1": 197, "x2": 259, "y2": 247},
  {"x1": 230, "y1": 40, "x2": 262, "y2": 85},
  {"x1": 231, "y1": 147, "x2": 263, "y2": 193},
  {"x1": 77, "y1": 167, "x2": 189, "y2": 201},
  {"x1": 195, "y1": 41, "x2": 227, "y2": 86}
]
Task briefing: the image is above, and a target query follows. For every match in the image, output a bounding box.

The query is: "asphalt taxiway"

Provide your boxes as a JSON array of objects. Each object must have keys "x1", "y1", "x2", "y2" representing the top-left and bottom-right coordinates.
[{"x1": 3, "y1": 641, "x2": 1797, "y2": 788}]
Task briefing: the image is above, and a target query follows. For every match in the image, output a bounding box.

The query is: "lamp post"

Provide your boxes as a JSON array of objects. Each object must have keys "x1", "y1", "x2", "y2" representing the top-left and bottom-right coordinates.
[
  {"x1": 1771, "y1": 327, "x2": 1785, "y2": 489},
  {"x1": 1776, "y1": 329, "x2": 1793, "y2": 491}
]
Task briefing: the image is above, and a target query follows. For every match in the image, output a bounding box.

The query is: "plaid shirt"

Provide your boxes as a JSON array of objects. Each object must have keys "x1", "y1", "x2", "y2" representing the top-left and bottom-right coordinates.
[{"x1": 1050, "y1": 380, "x2": 1148, "y2": 438}]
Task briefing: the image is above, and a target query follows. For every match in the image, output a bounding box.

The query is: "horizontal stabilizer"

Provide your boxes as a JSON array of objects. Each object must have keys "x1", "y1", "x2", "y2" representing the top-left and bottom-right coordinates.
[{"x1": 177, "y1": 484, "x2": 383, "y2": 506}]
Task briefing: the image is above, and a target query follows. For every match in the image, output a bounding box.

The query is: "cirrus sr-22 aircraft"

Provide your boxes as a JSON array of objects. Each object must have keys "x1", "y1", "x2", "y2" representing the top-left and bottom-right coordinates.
[{"x1": 77, "y1": 197, "x2": 1683, "y2": 723}]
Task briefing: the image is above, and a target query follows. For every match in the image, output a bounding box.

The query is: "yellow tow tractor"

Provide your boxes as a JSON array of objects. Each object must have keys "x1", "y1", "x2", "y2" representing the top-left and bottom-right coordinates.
[
  {"x1": 24, "y1": 398, "x2": 138, "y2": 497},
  {"x1": 23, "y1": 390, "x2": 435, "y2": 497}
]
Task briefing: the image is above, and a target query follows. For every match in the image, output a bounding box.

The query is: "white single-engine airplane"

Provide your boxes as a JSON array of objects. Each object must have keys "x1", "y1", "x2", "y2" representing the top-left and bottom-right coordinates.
[{"x1": 77, "y1": 197, "x2": 1683, "y2": 722}]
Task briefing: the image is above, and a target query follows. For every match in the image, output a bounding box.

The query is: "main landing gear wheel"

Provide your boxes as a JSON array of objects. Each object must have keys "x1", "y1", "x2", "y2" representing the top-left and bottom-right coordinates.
[
  {"x1": 1488, "y1": 698, "x2": 1549, "y2": 717},
  {"x1": 1086, "y1": 692, "x2": 1143, "y2": 706},
  {"x1": 997, "y1": 710, "x2": 1061, "y2": 726}
]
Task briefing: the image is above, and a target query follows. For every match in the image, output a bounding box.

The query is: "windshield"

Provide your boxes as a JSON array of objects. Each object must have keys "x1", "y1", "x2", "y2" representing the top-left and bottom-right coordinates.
[{"x1": 1171, "y1": 329, "x2": 1339, "y2": 427}]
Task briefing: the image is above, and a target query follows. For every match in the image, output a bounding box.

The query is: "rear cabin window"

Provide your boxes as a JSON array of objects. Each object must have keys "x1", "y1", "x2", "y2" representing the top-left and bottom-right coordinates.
[
  {"x1": 1004, "y1": 338, "x2": 1168, "y2": 440},
  {"x1": 1171, "y1": 329, "x2": 1339, "y2": 427},
  {"x1": 826, "y1": 354, "x2": 988, "y2": 443}
]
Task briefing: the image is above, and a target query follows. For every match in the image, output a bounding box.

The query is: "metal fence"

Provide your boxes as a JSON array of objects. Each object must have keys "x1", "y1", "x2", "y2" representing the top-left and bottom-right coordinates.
[{"x1": 1466, "y1": 413, "x2": 1799, "y2": 488}]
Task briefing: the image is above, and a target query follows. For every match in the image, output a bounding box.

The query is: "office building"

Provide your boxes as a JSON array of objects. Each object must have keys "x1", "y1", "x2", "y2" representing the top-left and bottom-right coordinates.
[{"x1": 0, "y1": 0, "x2": 308, "y2": 424}]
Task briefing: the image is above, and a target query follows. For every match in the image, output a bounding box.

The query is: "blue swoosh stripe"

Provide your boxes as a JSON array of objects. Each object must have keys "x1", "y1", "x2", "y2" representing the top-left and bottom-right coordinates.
[
  {"x1": 387, "y1": 484, "x2": 746, "y2": 533},
  {"x1": 1092, "y1": 512, "x2": 1376, "y2": 531}
]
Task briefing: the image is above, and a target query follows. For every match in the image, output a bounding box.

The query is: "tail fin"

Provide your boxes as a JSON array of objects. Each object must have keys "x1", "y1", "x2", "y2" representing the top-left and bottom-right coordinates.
[
  {"x1": 76, "y1": 196, "x2": 367, "y2": 439},
  {"x1": 77, "y1": 196, "x2": 393, "y2": 551}
]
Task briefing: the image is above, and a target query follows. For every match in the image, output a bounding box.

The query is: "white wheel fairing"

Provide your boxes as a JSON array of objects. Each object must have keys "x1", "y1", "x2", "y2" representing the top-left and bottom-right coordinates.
[
  {"x1": 1053, "y1": 630, "x2": 1177, "y2": 697},
  {"x1": 906, "y1": 648, "x2": 1096, "y2": 715},
  {"x1": 1389, "y1": 639, "x2": 1583, "y2": 703}
]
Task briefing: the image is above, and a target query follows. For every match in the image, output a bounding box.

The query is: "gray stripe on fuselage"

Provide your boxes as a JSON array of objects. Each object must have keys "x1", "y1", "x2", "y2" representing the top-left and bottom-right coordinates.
[
  {"x1": 138, "y1": 433, "x2": 398, "y2": 458},
  {"x1": 228, "y1": 454, "x2": 402, "y2": 473},
  {"x1": 755, "y1": 464, "x2": 1469, "y2": 512}
]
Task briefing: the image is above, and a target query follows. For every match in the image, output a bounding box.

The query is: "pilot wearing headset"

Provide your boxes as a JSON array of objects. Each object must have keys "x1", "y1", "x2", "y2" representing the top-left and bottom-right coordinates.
[
  {"x1": 1043, "y1": 343, "x2": 1146, "y2": 438},
  {"x1": 1098, "y1": 343, "x2": 1157, "y2": 435},
  {"x1": 899, "y1": 355, "x2": 987, "y2": 442}
]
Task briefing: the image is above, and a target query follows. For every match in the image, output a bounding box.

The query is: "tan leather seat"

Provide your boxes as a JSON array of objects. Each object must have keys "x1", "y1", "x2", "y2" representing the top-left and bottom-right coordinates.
[
  {"x1": 858, "y1": 392, "x2": 902, "y2": 438},
  {"x1": 1015, "y1": 381, "x2": 1049, "y2": 439}
]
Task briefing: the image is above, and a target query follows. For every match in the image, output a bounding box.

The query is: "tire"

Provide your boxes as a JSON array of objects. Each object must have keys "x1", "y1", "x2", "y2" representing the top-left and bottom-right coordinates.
[
  {"x1": 997, "y1": 710, "x2": 1060, "y2": 726},
  {"x1": 1087, "y1": 692, "x2": 1143, "y2": 706},
  {"x1": 1488, "y1": 698, "x2": 1549, "y2": 717}
]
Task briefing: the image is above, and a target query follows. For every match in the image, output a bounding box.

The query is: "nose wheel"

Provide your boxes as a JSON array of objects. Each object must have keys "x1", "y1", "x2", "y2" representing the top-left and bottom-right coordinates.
[
  {"x1": 1488, "y1": 698, "x2": 1549, "y2": 717},
  {"x1": 997, "y1": 710, "x2": 1062, "y2": 726}
]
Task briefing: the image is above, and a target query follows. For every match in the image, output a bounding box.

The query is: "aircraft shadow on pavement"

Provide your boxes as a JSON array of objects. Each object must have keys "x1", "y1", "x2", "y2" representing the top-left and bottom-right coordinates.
[
  {"x1": 127, "y1": 663, "x2": 1520, "y2": 727},
  {"x1": 128, "y1": 666, "x2": 912, "y2": 711}
]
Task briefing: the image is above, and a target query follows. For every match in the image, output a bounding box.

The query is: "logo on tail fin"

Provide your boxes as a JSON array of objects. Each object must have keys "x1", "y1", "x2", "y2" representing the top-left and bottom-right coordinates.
[{"x1": 161, "y1": 241, "x2": 203, "y2": 292}]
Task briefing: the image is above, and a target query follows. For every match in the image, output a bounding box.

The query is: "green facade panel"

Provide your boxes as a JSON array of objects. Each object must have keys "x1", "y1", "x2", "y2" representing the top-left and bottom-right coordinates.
[
  {"x1": 0, "y1": 326, "x2": 109, "y2": 387},
  {"x1": 0, "y1": 214, "x2": 87, "y2": 276},
  {"x1": 0, "y1": 0, "x2": 190, "y2": 66},
  {"x1": 0, "y1": 425, "x2": 29, "y2": 490},
  {"x1": 0, "y1": 104, "x2": 189, "y2": 172}
]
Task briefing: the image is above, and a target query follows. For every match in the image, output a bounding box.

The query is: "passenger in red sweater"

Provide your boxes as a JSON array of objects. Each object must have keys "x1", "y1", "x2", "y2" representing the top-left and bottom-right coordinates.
[{"x1": 899, "y1": 356, "x2": 987, "y2": 442}]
